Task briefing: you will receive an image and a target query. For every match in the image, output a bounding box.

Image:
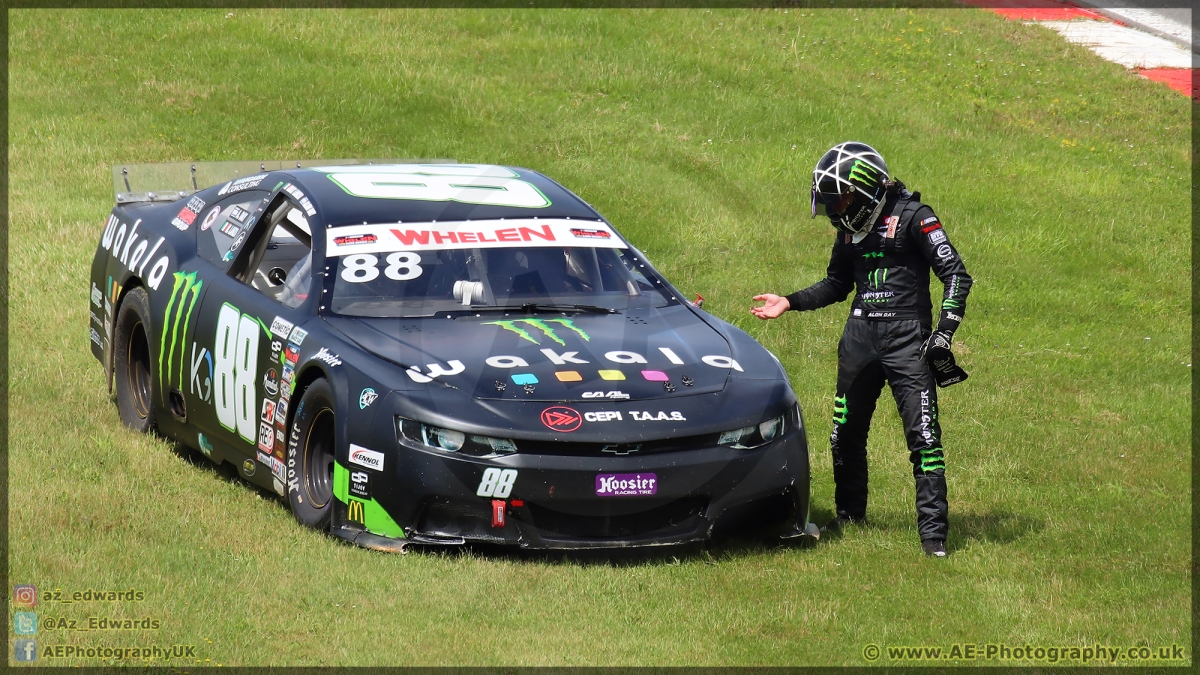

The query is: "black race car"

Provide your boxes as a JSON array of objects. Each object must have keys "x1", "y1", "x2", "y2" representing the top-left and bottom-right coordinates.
[{"x1": 90, "y1": 161, "x2": 815, "y2": 551}]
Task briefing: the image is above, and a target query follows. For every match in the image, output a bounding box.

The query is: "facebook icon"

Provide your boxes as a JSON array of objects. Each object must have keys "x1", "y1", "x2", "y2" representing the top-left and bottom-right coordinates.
[{"x1": 14, "y1": 639, "x2": 38, "y2": 662}]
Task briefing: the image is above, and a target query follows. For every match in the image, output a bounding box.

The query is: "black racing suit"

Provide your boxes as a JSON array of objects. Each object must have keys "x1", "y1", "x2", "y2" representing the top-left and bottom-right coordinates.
[{"x1": 786, "y1": 186, "x2": 972, "y2": 541}]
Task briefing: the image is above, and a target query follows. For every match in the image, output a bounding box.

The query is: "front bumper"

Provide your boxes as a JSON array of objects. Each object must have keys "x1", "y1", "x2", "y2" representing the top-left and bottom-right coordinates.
[{"x1": 334, "y1": 424, "x2": 809, "y2": 550}]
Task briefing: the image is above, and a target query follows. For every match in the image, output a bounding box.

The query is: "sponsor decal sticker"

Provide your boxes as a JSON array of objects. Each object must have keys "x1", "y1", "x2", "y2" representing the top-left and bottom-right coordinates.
[
  {"x1": 595, "y1": 473, "x2": 658, "y2": 497},
  {"x1": 242, "y1": 459, "x2": 256, "y2": 476},
  {"x1": 325, "y1": 219, "x2": 626, "y2": 255},
  {"x1": 630, "y1": 411, "x2": 686, "y2": 421},
  {"x1": 285, "y1": 345, "x2": 300, "y2": 364},
  {"x1": 570, "y1": 228, "x2": 612, "y2": 239},
  {"x1": 201, "y1": 206, "x2": 221, "y2": 231},
  {"x1": 219, "y1": 221, "x2": 242, "y2": 237},
  {"x1": 287, "y1": 326, "x2": 308, "y2": 346},
  {"x1": 312, "y1": 347, "x2": 343, "y2": 367},
  {"x1": 229, "y1": 229, "x2": 247, "y2": 255},
  {"x1": 348, "y1": 444, "x2": 385, "y2": 471},
  {"x1": 359, "y1": 387, "x2": 378, "y2": 409},
  {"x1": 333, "y1": 234, "x2": 378, "y2": 247},
  {"x1": 555, "y1": 370, "x2": 582, "y2": 382},
  {"x1": 484, "y1": 318, "x2": 590, "y2": 346},
  {"x1": 270, "y1": 316, "x2": 295, "y2": 339},
  {"x1": 99, "y1": 215, "x2": 172, "y2": 290},
  {"x1": 260, "y1": 399, "x2": 276, "y2": 424},
  {"x1": 257, "y1": 421, "x2": 274, "y2": 454},
  {"x1": 218, "y1": 173, "x2": 268, "y2": 195},
  {"x1": 922, "y1": 216, "x2": 938, "y2": 226},
  {"x1": 282, "y1": 183, "x2": 317, "y2": 216},
  {"x1": 227, "y1": 205, "x2": 250, "y2": 224},
  {"x1": 584, "y1": 411, "x2": 622, "y2": 422},
  {"x1": 511, "y1": 373, "x2": 538, "y2": 385},
  {"x1": 641, "y1": 370, "x2": 670, "y2": 382},
  {"x1": 350, "y1": 470, "x2": 370, "y2": 499},
  {"x1": 91, "y1": 283, "x2": 102, "y2": 307},
  {"x1": 540, "y1": 406, "x2": 583, "y2": 432},
  {"x1": 197, "y1": 433, "x2": 214, "y2": 457},
  {"x1": 936, "y1": 244, "x2": 953, "y2": 259},
  {"x1": 405, "y1": 359, "x2": 466, "y2": 383},
  {"x1": 884, "y1": 215, "x2": 899, "y2": 239},
  {"x1": 275, "y1": 398, "x2": 289, "y2": 425},
  {"x1": 928, "y1": 229, "x2": 947, "y2": 245},
  {"x1": 582, "y1": 390, "x2": 630, "y2": 400},
  {"x1": 598, "y1": 370, "x2": 625, "y2": 381},
  {"x1": 263, "y1": 368, "x2": 279, "y2": 397}
]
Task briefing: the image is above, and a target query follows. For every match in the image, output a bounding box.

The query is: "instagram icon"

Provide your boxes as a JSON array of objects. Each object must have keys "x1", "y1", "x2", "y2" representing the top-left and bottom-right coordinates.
[{"x1": 13, "y1": 584, "x2": 37, "y2": 608}]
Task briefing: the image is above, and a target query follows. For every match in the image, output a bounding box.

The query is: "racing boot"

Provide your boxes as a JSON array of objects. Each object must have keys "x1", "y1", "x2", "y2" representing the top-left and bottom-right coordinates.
[
  {"x1": 922, "y1": 538, "x2": 947, "y2": 557},
  {"x1": 820, "y1": 513, "x2": 862, "y2": 535}
]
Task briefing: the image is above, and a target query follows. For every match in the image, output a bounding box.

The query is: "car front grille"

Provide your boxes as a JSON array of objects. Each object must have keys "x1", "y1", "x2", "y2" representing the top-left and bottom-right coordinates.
[{"x1": 515, "y1": 433, "x2": 718, "y2": 457}]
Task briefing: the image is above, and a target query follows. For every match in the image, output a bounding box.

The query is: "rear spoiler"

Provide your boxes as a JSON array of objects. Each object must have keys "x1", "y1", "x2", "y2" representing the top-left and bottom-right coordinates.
[{"x1": 112, "y1": 158, "x2": 455, "y2": 204}]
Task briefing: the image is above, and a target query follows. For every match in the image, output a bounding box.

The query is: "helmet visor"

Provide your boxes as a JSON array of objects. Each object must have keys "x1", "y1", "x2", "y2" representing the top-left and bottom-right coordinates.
[{"x1": 811, "y1": 189, "x2": 856, "y2": 218}]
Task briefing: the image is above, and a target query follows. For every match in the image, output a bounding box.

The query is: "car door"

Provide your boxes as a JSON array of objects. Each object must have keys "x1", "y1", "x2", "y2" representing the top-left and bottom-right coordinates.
[{"x1": 190, "y1": 188, "x2": 316, "y2": 485}]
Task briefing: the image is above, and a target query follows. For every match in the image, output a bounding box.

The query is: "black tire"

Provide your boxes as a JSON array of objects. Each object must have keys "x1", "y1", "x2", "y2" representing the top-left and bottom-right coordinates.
[
  {"x1": 113, "y1": 287, "x2": 157, "y2": 433},
  {"x1": 286, "y1": 378, "x2": 337, "y2": 530}
]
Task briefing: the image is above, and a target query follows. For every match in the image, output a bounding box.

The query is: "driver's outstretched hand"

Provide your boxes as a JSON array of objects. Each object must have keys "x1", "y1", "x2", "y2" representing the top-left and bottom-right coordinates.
[{"x1": 751, "y1": 294, "x2": 790, "y2": 320}]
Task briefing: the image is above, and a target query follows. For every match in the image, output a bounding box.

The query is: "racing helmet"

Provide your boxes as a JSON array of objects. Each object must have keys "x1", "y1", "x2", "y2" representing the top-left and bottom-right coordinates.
[{"x1": 810, "y1": 142, "x2": 890, "y2": 235}]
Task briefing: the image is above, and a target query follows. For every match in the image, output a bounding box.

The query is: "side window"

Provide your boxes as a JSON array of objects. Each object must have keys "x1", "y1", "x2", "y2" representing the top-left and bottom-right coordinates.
[
  {"x1": 237, "y1": 196, "x2": 314, "y2": 309},
  {"x1": 196, "y1": 190, "x2": 271, "y2": 271}
]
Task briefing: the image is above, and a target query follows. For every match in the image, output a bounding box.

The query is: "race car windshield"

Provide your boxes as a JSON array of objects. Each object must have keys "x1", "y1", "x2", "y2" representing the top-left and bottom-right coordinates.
[{"x1": 324, "y1": 219, "x2": 678, "y2": 317}]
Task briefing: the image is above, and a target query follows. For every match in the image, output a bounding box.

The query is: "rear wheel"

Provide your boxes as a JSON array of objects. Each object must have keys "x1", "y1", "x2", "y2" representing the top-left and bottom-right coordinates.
[
  {"x1": 286, "y1": 378, "x2": 336, "y2": 530},
  {"x1": 113, "y1": 287, "x2": 157, "y2": 432}
]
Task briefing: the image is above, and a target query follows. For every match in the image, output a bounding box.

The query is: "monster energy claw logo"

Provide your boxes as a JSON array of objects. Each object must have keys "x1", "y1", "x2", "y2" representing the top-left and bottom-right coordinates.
[
  {"x1": 484, "y1": 318, "x2": 590, "y2": 345},
  {"x1": 919, "y1": 446, "x2": 946, "y2": 473},
  {"x1": 160, "y1": 271, "x2": 204, "y2": 389},
  {"x1": 833, "y1": 395, "x2": 849, "y2": 425},
  {"x1": 848, "y1": 159, "x2": 879, "y2": 186},
  {"x1": 868, "y1": 268, "x2": 889, "y2": 289}
]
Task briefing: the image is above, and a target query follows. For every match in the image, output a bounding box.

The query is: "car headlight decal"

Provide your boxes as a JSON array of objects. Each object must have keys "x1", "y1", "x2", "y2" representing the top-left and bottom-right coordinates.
[
  {"x1": 717, "y1": 413, "x2": 786, "y2": 450},
  {"x1": 397, "y1": 417, "x2": 517, "y2": 457}
]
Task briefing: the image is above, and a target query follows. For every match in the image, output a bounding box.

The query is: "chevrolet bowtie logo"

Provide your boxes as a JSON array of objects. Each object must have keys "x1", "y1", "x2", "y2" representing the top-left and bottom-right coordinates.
[
  {"x1": 484, "y1": 318, "x2": 590, "y2": 346},
  {"x1": 601, "y1": 444, "x2": 642, "y2": 456}
]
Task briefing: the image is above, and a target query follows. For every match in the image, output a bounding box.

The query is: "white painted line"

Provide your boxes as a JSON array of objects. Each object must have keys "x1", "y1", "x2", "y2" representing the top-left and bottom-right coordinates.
[{"x1": 1031, "y1": 20, "x2": 1195, "y2": 69}]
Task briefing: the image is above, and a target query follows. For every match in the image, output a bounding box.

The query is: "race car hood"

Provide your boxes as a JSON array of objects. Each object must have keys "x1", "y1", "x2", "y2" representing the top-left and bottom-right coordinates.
[{"x1": 322, "y1": 304, "x2": 736, "y2": 402}]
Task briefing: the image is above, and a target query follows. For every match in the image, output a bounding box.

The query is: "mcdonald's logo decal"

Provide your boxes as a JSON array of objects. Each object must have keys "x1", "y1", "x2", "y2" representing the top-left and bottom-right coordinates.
[{"x1": 347, "y1": 499, "x2": 365, "y2": 525}]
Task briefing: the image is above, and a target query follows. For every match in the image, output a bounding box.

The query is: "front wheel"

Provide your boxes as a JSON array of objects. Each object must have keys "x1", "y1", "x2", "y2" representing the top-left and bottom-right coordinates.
[
  {"x1": 113, "y1": 287, "x2": 157, "y2": 433},
  {"x1": 286, "y1": 378, "x2": 336, "y2": 531}
]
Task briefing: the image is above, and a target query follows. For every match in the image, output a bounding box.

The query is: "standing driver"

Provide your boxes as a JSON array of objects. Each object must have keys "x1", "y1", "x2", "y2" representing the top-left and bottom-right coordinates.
[{"x1": 753, "y1": 142, "x2": 972, "y2": 557}]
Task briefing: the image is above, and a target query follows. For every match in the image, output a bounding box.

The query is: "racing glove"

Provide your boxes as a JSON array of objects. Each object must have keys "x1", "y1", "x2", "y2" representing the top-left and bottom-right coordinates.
[{"x1": 921, "y1": 330, "x2": 968, "y2": 388}]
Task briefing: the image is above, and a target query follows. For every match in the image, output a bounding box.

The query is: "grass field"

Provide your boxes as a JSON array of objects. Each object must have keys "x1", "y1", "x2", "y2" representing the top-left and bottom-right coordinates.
[{"x1": 7, "y1": 7, "x2": 1191, "y2": 666}]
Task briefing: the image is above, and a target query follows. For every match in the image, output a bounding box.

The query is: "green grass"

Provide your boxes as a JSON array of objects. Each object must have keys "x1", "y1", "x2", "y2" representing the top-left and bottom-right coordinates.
[{"x1": 7, "y1": 7, "x2": 1191, "y2": 667}]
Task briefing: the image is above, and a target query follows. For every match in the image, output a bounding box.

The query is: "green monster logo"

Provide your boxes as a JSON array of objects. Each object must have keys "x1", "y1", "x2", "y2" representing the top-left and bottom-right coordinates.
[
  {"x1": 848, "y1": 159, "x2": 879, "y2": 186},
  {"x1": 919, "y1": 446, "x2": 946, "y2": 473},
  {"x1": 941, "y1": 298, "x2": 961, "y2": 310},
  {"x1": 833, "y1": 395, "x2": 849, "y2": 425},
  {"x1": 868, "y1": 268, "x2": 889, "y2": 289},
  {"x1": 160, "y1": 271, "x2": 204, "y2": 388},
  {"x1": 483, "y1": 318, "x2": 590, "y2": 346}
]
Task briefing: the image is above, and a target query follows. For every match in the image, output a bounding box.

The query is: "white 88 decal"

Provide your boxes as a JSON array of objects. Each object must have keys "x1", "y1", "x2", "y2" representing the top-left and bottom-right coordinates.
[
  {"x1": 340, "y1": 252, "x2": 423, "y2": 283},
  {"x1": 341, "y1": 254, "x2": 380, "y2": 282},
  {"x1": 385, "y1": 252, "x2": 422, "y2": 280},
  {"x1": 476, "y1": 468, "x2": 517, "y2": 498}
]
